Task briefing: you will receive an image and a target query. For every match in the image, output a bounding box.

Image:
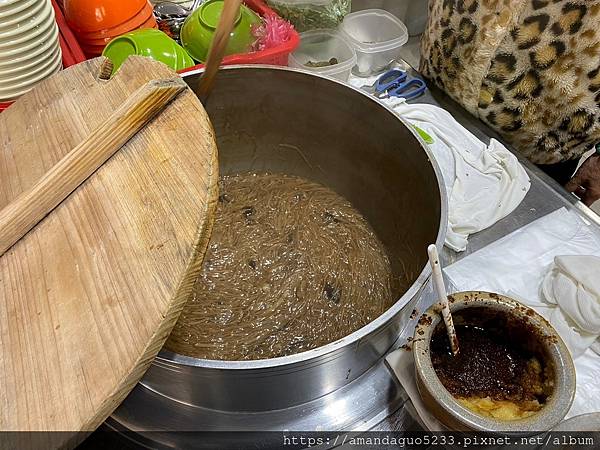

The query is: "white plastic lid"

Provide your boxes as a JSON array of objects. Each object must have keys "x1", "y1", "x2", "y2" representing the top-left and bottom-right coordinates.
[{"x1": 340, "y1": 9, "x2": 409, "y2": 54}]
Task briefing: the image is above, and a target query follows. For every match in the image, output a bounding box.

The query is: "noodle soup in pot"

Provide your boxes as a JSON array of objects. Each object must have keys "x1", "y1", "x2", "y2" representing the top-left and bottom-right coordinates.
[
  {"x1": 159, "y1": 67, "x2": 443, "y2": 364},
  {"x1": 165, "y1": 173, "x2": 397, "y2": 360},
  {"x1": 138, "y1": 67, "x2": 445, "y2": 413}
]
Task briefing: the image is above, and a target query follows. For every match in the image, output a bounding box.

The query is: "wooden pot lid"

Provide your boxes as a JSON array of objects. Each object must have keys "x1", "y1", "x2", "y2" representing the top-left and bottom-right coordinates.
[{"x1": 0, "y1": 56, "x2": 218, "y2": 444}]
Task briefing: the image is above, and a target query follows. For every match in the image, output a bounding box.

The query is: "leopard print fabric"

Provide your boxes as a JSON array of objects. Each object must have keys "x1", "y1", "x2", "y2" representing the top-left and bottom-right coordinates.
[{"x1": 421, "y1": 0, "x2": 600, "y2": 164}]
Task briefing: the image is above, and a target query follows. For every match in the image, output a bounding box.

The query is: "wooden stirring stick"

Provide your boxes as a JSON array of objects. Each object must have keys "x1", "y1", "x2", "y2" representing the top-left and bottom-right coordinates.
[
  {"x1": 428, "y1": 244, "x2": 460, "y2": 356},
  {"x1": 0, "y1": 77, "x2": 187, "y2": 258},
  {"x1": 195, "y1": 0, "x2": 244, "y2": 104}
]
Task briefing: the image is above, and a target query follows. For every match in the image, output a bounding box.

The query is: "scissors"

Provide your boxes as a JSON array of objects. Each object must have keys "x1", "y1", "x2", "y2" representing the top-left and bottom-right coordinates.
[{"x1": 368, "y1": 69, "x2": 427, "y2": 100}]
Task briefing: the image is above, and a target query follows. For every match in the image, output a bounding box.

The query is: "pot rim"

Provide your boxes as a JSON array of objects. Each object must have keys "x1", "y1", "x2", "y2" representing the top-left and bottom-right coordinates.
[
  {"x1": 413, "y1": 291, "x2": 576, "y2": 432},
  {"x1": 156, "y1": 65, "x2": 449, "y2": 370}
]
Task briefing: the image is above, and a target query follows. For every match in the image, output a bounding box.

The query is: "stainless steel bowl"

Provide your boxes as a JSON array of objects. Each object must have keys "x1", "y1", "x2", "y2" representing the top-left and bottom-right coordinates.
[
  {"x1": 413, "y1": 291, "x2": 576, "y2": 433},
  {"x1": 139, "y1": 65, "x2": 447, "y2": 413}
]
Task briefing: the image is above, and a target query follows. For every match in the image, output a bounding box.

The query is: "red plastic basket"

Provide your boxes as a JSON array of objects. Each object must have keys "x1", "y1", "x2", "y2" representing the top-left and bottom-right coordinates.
[
  {"x1": 178, "y1": 0, "x2": 300, "y2": 74},
  {"x1": 0, "y1": 0, "x2": 86, "y2": 113}
]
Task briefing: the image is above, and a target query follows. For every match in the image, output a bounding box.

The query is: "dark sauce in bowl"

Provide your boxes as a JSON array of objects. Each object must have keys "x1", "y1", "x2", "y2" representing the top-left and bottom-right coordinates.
[{"x1": 430, "y1": 308, "x2": 554, "y2": 418}]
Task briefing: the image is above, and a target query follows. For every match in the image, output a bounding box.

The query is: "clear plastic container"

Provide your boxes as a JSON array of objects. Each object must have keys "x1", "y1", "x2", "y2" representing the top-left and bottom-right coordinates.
[
  {"x1": 289, "y1": 29, "x2": 357, "y2": 81},
  {"x1": 266, "y1": 0, "x2": 351, "y2": 32},
  {"x1": 351, "y1": 0, "x2": 428, "y2": 36},
  {"x1": 340, "y1": 8, "x2": 409, "y2": 76}
]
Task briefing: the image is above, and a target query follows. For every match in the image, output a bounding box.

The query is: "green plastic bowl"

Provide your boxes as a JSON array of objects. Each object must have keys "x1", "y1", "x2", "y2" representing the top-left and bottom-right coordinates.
[
  {"x1": 102, "y1": 29, "x2": 195, "y2": 73},
  {"x1": 180, "y1": 0, "x2": 261, "y2": 62},
  {"x1": 175, "y1": 45, "x2": 195, "y2": 70}
]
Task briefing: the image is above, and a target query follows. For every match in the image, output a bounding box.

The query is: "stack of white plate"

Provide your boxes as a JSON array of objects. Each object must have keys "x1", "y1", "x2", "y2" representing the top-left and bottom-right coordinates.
[{"x1": 0, "y1": 0, "x2": 62, "y2": 102}]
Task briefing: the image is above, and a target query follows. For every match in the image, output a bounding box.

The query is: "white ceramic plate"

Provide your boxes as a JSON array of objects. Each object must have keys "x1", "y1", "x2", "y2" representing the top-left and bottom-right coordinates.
[
  {"x1": 0, "y1": 0, "x2": 31, "y2": 8},
  {"x1": 0, "y1": 0, "x2": 44, "y2": 28},
  {"x1": 0, "y1": 13, "x2": 54, "y2": 50},
  {"x1": 0, "y1": 0, "x2": 51, "y2": 39},
  {"x1": 0, "y1": 44, "x2": 59, "y2": 82},
  {"x1": 0, "y1": 50, "x2": 60, "y2": 99},
  {"x1": 0, "y1": 21, "x2": 57, "y2": 63},
  {"x1": 0, "y1": 22, "x2": 58, "y2": 60},
  {"x1": 0, "y1": 0, "x2": 42, "y2": 20},
  {"x1": 0, "y1": 38, "x2": 57, "y2": 75}
]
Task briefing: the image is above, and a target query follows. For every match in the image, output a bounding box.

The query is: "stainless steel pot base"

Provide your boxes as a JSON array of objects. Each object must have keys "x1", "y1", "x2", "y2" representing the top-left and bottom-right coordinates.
[{"x1": 106, "y1": 359, "x2": 406, "y2": 448}]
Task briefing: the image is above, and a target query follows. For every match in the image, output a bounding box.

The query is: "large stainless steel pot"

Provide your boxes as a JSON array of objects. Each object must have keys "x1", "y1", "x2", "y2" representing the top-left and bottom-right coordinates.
[{"x1": 140, "y1": 66, "x2": 447, "y2": 413}]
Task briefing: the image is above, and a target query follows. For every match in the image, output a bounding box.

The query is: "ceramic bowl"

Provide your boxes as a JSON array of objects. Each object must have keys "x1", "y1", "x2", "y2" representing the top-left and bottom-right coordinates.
[
  {"x1": 413, "y1": 291, "x2": 576, "y2": 433},
  {"x1": 74, "y1": 2, "x2": 154, "y2": 40},
  {"x1": 175, "y1": 45, "x2": 194, "y2": 70},
  {"x1": 102, "y1": 28, "x2": 194, "y2": 72},
  {"x1": 0, "y1": 0, "x2": 31, "y2": 6},
  {"x1": 0, "y1": 36, "x2": 58, "y2": 67},
  {"x1": 78, "y1": 14, "x2": 158, "y2": 46},
  {"x1": 64, "y1": 0, "x2": 147, "y2": 33},
  {"x1": 80, "y1": 19, "x2": 158, "y2": 57},
  {"x1": 180, "y1": 0, "x2": 261, "y2": 62},
  {"x1": 0, "y1": 41, "x2": 56, "y2": 74},
  {"x1": 79, "y1": 34, "x2": 115, "y2": 47},
  {"x1": 0, "y1": 36, "x2": 57, "y2": 76},
  {"x1": 79, "y1": 42, "x2": 106, "y2": 57}
]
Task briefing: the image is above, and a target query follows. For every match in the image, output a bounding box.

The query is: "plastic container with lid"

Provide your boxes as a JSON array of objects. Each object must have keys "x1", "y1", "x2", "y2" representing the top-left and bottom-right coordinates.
[
  {"x1": 288, "y1": 29, "x2": 356, "y2": 81},
  {"x1": 340, "y1": 8, "x2": 409, "y2": 76}
]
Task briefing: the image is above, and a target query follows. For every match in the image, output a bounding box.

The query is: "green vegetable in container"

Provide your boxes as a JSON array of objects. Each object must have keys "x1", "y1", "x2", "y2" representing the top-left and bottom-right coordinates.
[
  {"x1": 305, "y1": 58, "x2": 339, "y2": 67},
  {"x1": 266, "y1": 0, "x2": 352, "y2": 32}
]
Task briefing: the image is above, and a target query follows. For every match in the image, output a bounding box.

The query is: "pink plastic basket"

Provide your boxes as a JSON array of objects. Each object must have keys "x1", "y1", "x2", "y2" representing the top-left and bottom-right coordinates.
[{"x1": 178, "y1": 0, "x2": 300, "y2": 74}]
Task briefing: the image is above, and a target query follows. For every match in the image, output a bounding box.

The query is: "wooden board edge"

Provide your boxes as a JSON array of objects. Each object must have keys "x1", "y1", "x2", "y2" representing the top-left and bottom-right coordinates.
[{"x1": 62, "y1": 127, "x2": 220, "y2": 449}]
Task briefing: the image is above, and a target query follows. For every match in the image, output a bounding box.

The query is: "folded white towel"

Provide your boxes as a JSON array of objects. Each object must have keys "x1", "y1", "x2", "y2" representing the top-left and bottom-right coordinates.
[
  {"x1": 388, "y1": 102, "x2": 531, "y2": 252},
  {"x1": 349, "y1": 75, "x2": 530, "y2": 251},
  {"x1": 541, "y1": 304, "x2": 598, "y2": 358},
  {"x1": 347, "y1": 76, "x2": 532, "y2": 252},
  {"x1": 541, "y1": 256, "x2": 600, "y2": 354}
]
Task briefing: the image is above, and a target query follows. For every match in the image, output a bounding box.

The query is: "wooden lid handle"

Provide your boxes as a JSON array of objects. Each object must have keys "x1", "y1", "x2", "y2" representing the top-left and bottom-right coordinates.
[{"x1": 0, "y1": 77, "x2": 187, "y2": 257}]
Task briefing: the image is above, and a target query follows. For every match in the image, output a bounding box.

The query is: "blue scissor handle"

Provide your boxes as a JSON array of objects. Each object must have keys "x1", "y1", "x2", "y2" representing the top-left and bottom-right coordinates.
[
  {"x1": 388, "y1": 77, "x2": 427, "y2": 99},
  {"x1": 374, "y1": 69, "x2": 407, "y2": 94}
]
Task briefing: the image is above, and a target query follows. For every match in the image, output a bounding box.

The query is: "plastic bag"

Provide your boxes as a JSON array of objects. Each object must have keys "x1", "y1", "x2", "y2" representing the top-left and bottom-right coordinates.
[{"x1": 266, "y1": 0, "x2": 351, "y2": 32}]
